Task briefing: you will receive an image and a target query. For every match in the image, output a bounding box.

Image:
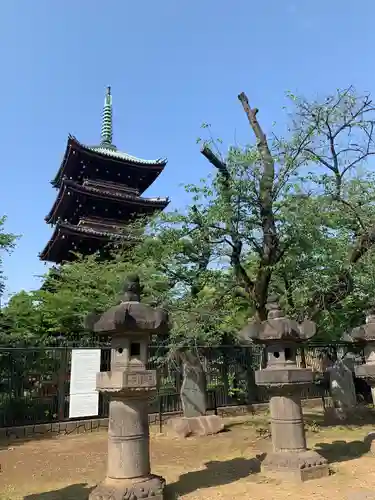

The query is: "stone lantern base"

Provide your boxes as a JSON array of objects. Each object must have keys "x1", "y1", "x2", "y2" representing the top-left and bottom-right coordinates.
[
  {"x1": 261, "y1": 449, "x2": 329, "y2": 482},
  {"x1": 254, "y1": 373, "x2": 329, "y2": 482},
  {"x1": 89, "y1": 474, "x2": 165, "y2": 500}
]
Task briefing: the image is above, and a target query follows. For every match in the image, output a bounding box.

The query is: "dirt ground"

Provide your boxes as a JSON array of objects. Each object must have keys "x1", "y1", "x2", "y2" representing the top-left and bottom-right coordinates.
[{"x1": 0, "y1": 408, "x2": 375, "y2": 499}]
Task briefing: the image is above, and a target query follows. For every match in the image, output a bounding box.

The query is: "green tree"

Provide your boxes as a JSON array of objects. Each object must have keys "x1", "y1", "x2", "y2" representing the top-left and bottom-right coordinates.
[
  {"x1": 37, "y1": 242, "x2": 170, "y2": 343},
  {"x1": 0, "y1": 216, "x2": 18, "y2": 298},
  {"x1": 196, "y1": 87, "x2": 375, "y2": 339},
  {"x1": 0, "y1": 290, "x2": 44, "y2": 344},
  {"x1": 9, "y1": 212, "x2": 238, "y2": 349},
  {"x1": 0, "y1": 217, "x2": 167, "y2": 344},
  {"x1": 150, "y1": 207, "x2": 243, "y2": 348}
]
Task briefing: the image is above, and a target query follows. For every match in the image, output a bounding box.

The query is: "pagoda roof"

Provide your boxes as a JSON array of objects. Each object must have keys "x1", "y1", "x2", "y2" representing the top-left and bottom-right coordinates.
[
  {"x1": 52, "y1": 87, "x2": 167, "y2": 188},
  {"x1": 52, "y1": 135, "x2": 168, "y2": 189},
  {"x1": 88, "y1": 140, "x2": 167, "y2": 166},
  {"x1": 39, "y1": 219, "x2": 137, "y2": 263},
  {"x1": 45, "y1": 179, "x2": 169, "y2": 224}
]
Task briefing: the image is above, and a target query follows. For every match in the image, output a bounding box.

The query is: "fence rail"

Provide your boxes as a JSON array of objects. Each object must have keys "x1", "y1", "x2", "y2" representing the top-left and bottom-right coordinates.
[{"x1": 0, "y1": 342, "x2": 364, "y2": 429}]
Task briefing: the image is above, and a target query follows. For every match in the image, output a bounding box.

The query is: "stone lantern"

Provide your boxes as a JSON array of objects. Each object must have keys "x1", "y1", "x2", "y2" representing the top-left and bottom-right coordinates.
[
  {"x1": 350, "y1": 309, "x2": 375, "y2": 405},
  {"x1": 88, "y1": 274, "x2": 170, "y2": 500},
  {"x1": 348, "y1": 309, "x2": 375, "y2": 454},
  {"x1": 240, "y1": 299, "x2": 329, "y2": 481}
]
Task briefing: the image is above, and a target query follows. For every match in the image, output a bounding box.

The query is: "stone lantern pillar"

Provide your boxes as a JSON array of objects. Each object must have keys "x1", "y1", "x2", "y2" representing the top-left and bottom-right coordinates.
[
  {"x1": 350, "y1": 310, "x2": 375, "y2": 406},
  {"x1": 240, "y1": 299, "x2": 329, "y2": 482},
  {"x1": 88, "y1": 275, "x2": 169, "y2": 500}
]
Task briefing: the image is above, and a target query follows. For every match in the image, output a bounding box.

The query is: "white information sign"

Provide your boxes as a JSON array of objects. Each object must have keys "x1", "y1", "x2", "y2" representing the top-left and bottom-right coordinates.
[{"x1": 69, "y1": 349, "x2": 101, "y2": 418}]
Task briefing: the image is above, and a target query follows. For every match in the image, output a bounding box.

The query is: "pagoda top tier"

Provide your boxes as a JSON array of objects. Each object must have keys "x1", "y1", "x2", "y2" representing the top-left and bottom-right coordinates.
[{"x1": 51, "y1": 87, "x2": 167, "y2": 193}]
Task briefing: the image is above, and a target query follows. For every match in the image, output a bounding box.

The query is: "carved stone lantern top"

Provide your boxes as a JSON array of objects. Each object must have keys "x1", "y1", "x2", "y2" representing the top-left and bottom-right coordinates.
[
  {"x1": 240, "y1": 297, "x2": 317, "y2": 388},
  {"x1": 240, "y1": 298, "x2": 316, "y2": 346},
  {"x1": 92, "y1": 274, "x2": 170, "y2": 337},
  {"x1": 349, "y1": 308, "x2": 375, "y2": 379},
  {"x1": 87, "y1": 275, "x2": 170, "y2": 384},
  {"x1": 349, "y1": 309, "x2": 375, "y2": 343}
]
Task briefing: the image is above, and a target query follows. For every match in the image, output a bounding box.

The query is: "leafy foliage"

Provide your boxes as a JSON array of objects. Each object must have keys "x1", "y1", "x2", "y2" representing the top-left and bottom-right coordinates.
[
  {"x1": 0, "y1": 216, "x2": 18, "y2": 298},
  {"x1": 3, "y1": 87, "x2": 375, "y2": 345},
  {"x1": 196, "y1": 87, "x2": 375, "y2": 339}
]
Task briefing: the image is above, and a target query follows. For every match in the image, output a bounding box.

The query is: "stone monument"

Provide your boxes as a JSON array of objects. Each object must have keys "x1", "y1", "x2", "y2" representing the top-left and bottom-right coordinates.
[
  {"x1": 179, "y1": 350, "x2": 207, "y2": 418},
  {"x1": 240, "y1": 299, "x2": 329, "y2": 481},
  {"x1": 166, "y1": 349, "x2": 224, "y2": 438},
  {"x1": 87, "y1": 274, "x2": 170, "y2": 500},
  {"x1": 327, "y1": 358, "x2": 357, "y2": 420}
]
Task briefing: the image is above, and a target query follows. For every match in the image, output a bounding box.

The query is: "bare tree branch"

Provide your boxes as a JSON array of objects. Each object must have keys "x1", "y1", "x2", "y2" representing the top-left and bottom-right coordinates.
[{"x1": 238, "y1": 92, "x2": 280, "y2": 318}]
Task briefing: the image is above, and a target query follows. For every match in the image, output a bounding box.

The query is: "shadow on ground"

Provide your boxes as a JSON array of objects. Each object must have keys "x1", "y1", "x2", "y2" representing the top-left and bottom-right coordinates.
[
  {"x1": 168, "y1": 455, "x2": 265, "y2": 498},
  {"x1": 23, "y1": 483, "x2": 94, "y2": 499},
  {"x1": 315, "y1": 439, "x2": 371, "y2": 464}
]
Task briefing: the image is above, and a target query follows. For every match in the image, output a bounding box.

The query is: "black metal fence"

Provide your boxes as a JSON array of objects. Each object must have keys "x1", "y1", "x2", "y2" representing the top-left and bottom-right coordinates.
[{"x1": 0, "y1": 343, "x2": 363, "y2": 429}]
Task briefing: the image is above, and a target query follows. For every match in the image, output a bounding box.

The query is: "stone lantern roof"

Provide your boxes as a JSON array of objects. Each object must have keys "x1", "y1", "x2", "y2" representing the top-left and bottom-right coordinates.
[
  {"x1": 347, "y1": 309, "x2": 375, "y2": 384},
  {"x1": 239, "y1": 298, "x2": 316, "y2": 344},
  {"x1": 349, "y1": 310, "x2": 375, "y2": 343},
  {"x1": 89, "y1": 274, "x2": 170, "y2": 336}
]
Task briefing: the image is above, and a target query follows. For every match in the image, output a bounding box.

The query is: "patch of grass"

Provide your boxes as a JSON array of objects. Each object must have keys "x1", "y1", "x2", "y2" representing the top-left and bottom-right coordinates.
[{"x1": 305, "y1": 420, "x2": 321, "y2": 433}]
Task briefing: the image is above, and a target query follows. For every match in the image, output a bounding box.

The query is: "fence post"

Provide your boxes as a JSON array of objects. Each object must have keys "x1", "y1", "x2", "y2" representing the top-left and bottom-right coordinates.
[
  {"x1": 57, "y1": 348, "x2": 68, "y2": 421},
  {"x1": 158, "y1": 395, "x2": 163, "y2": 433},
  {"x1": 221, "y1": 348, "x2": 230, "y2": 405},
  {"x1": 300, "y1": 347, "x2": 307, "y2": 368},
  {"x1": 246, "y1": 347, "x2": 257, "y2": 404}
]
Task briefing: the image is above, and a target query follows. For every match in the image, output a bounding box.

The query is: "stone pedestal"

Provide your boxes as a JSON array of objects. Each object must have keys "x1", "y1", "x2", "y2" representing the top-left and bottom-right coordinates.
[
  {"x1": 260, "y1": 386, "x2": 328, "y2": 481},
  {"x1": 269, "y1": 391, "x2": 306, "y2": 452},
  {"x1": 87, "y1": 275, "x2": 169, "y2": 500},
  {"x1": 107, "y1": 395, "x2": 151, "y2": 480},
  {"x1": 240, "y1": 299, "x2": 329, "y2": 482},
  {"x1": 92, "y1": 476, "x2": 165, "y2": 500},
  {"x1": 256, "y1": 375, "x2": 328, "y2": 481},
  {"x1": 89, "y1": 373, "x2": 165, "y2": 500}
]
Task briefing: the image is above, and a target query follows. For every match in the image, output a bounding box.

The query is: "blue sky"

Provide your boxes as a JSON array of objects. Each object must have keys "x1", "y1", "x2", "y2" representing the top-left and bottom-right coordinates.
[{"x1": 1, "y1": 0, "x2": 374, "y2": 299}]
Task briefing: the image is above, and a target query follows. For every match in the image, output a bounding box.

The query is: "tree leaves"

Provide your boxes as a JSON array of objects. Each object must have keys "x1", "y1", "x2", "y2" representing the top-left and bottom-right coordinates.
[
  {"x1": 3, "y1": 88, "x2": 375, "y2": 346},
  {"x1": 0, "y1": 215, "x2": 18, "y2": 297}
]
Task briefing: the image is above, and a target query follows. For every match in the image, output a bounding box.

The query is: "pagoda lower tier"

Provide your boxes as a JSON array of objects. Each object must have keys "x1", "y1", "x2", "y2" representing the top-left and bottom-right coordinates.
[
  {"x1": 39, "y1": 217, "x2": 138, "y2": 263},
  {"x1": 45, "y1": 178, "x2": 169, "y2": 225}
]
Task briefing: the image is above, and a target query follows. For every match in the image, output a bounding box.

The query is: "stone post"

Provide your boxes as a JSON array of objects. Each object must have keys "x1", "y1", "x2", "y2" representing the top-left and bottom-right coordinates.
[
  {"x1": 240, "y1": 299, "x2": 329, "y2": 482},
  {"x1": 88, "y1": 275, "x2": 169, "y2": 500}
]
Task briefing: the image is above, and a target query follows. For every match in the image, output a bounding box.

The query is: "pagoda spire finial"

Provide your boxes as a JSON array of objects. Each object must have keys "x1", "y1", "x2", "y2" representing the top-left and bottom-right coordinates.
[{"x1": 100, "y1": 86, "x2": 114, "y2": 147}]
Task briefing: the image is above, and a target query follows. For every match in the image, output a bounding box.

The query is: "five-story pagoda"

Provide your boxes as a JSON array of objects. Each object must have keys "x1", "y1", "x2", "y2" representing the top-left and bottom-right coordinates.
[{"x1": 40, "y1": 87, "x2": 169, "y2": 264}]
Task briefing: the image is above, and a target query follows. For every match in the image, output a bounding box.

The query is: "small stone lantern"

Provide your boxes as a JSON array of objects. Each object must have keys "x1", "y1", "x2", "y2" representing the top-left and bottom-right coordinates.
[
  {"x1": 88, "y1": 275, "x2": 170, "y2": 500},
  {"x1": 350, "y1": 309, "x2": 375, "y2": 405},
  {"x1": 240, "y1": 299, "x2": 329, "y2": 481}
]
